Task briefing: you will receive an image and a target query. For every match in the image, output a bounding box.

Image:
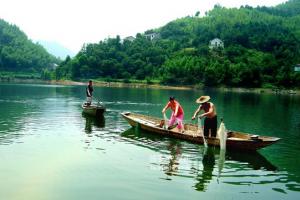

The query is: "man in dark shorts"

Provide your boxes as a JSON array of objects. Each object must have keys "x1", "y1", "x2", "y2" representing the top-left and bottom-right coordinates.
[
  {"x1": 86, "y1": 80, "x2": 93, "y2": 106},
  {"x1": 192, "y1": 96, "x2": 217, "y2": 137}
]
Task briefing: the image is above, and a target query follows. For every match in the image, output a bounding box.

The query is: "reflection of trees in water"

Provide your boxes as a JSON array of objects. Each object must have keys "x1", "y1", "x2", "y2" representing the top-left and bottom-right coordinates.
[{"x1": 0, "y1": 100, "x2": 41, "y2": 144}]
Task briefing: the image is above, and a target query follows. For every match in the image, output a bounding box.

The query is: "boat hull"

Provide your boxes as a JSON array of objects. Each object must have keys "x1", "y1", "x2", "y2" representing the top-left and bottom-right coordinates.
[
  {"x1": 82, "y1": 104, "x2": 105, "y2": 117},
  {"x1": 121, "y1": 112, "x2": 280, "y2": 151}
]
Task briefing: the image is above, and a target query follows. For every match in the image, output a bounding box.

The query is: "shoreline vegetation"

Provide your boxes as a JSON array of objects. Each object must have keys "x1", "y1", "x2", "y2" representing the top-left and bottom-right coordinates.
[
  {"x1": 2, "y1": 1, "x2": 300, "y2": 93},
  {"x1": 51, "y1": 1, "x2": 300, "y2": 90},
  {"x1": 1, "y1": 76, "x2": 299, "y2": 95}
]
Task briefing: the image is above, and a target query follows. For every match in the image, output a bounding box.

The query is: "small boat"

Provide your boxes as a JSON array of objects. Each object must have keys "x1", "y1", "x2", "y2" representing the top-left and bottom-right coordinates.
[
  {"x1": 121, "y1": 112, "x2": 280, "y2": 151},
  {"x1": 82, "y1": 103, "x2": 106, "y2": 117}
]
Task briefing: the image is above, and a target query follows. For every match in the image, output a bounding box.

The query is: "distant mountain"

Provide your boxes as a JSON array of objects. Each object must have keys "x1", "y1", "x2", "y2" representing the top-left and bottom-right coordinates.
[
  {"x1": 0, "y1": 19, "x2": 59, "y2": 72},
  {"x1": 37, "y1": 40, "x2": 75, "y2": 59}
]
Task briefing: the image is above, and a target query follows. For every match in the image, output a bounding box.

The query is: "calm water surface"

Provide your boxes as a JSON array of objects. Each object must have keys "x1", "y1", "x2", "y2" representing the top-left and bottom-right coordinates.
[{"x1": 0, "y1": 83, "x2": 299, "y2": 200}]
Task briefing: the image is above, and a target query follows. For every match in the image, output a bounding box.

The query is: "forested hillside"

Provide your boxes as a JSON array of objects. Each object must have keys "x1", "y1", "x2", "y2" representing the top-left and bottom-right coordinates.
[
  {"x1": 0, "y1": 19, "x2": 59, "y2": 73},
  {"x1": 55, "y1": 0, "x2": 300, "y2": 88}
]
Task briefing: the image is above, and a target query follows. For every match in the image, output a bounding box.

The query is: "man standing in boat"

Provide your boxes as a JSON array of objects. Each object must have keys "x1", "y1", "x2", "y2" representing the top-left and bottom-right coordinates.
[
  {"x1": 86, "y1": 80, "x2": 93, "y2": 106},
  {"x1": 192, "y1": 96, "x2": 217, "y2": 138},
  {"x1": 162, "y1": 96, "x2": 184, "y2": 133}
]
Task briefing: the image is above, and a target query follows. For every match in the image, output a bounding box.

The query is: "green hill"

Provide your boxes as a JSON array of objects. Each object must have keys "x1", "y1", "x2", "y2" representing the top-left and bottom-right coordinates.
[
  {"x1": 56, "y1": 1, "x2": 300, "y2": 87},
  {"x1": 0, "y1": 19, "x2": 59, "y2": 75}
]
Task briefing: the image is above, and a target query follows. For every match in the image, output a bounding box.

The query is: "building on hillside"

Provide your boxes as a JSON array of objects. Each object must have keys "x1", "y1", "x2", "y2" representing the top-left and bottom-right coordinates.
[
  {"x1": 145, "y1": 33, "x2": 160, "y2": 41},
  {"x1": 209, "y1": 38, "x2": 224, "y2": 49},
  {"x1": 294, "y1": 64, "x2": 300, "y2": 72},
  {"x1": 123, "y1": 36, "x2": 135, "y2": 42},
  {"x1": 49, "y1": 63, "x2": 58, "y2": 70}
]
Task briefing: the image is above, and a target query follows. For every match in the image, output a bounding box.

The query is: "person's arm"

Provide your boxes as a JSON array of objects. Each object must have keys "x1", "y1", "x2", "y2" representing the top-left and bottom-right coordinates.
[
  {"x1": 192, "y1": 105, "x2": 202, "y2": 120},
  {"x1": 162, "y1": 102, "x2": 170, "y2": 113},
  {"x1": 200, "y1": 103, "x2": 214, "y2": 118}
]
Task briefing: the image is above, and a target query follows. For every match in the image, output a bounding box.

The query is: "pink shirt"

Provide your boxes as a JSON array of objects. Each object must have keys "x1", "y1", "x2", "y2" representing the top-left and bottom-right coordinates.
[{"x1": 167, "y1": 100, "x2": 184, "y2": 116}]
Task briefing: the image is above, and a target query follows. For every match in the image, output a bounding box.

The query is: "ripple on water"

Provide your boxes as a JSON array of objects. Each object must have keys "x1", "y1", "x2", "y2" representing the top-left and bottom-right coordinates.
[{"x1": 1, "y1": 84, "x2": 300, "y2": 198}]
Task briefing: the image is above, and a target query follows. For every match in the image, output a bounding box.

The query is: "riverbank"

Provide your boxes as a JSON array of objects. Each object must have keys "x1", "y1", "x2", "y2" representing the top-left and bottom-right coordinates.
[
  {"x1": 1, "y1": 78, "x2": 299, "y2": 95},
  {"x1": 77, "y1": 80, "x2": 192, "y2": 90},
  {"x1": 45, "y1": 80, "x2": 300, "y2": 95},
  {"x1": 215, "y1": 87, "x2": 300, "y2": 95},
  {"x1": 0, "y1": 78, "x2": 192, "y2": 90}
]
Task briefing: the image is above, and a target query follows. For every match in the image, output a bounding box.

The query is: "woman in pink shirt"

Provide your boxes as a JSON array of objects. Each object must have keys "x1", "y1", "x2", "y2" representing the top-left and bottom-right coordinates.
[{"x1": 162, "y1": 96, "x2": 184, "y2": 133}]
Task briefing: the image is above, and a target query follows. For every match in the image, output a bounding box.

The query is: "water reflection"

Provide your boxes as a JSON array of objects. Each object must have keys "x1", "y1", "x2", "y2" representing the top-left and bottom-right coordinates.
[
  {"x1": 226, "y1": 150, "x2": 277, "y2": 171},
  {"x1": 194, "y1": 147, "x2": 215, "y2": 191},
  {"x1": 2, "y1": 84, "x2": 299, "y2": 198},
  {"x1": 162, "y1": 140, "x2": 182, "y2": 176},
  {"x1": 121, "y1": 127, "x2": 279, "y2": 192},
  {"x1": 0, "y1": 100, "x2": 41, "y2": 145},
  {"x1": 82, "y1": 114, "x2": 105, "y2": 134},
  {"x1": 218, "y1": 149, "x2": 226, "y2": 180}
]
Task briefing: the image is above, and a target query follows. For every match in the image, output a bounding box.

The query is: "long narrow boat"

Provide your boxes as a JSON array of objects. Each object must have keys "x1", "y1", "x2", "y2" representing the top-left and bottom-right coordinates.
[
  {"x1": 121, "y1": 112, "x2": 280, "y2": 151},
  {"x1": 82, "y1": 103, "x2": 106, "y2": 117}
]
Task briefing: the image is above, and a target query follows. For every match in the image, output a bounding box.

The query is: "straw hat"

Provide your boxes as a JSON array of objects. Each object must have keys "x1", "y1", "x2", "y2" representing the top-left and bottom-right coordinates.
[{"x1": 196, "y1": 96, "x2": 210, "y2": 104}]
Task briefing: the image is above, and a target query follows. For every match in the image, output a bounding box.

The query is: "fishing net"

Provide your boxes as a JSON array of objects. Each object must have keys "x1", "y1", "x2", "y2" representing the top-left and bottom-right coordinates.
[
  {"x1": 163, "y1": 113, "x2": 169, "y2": 130},
  {"x1": 198, "y1": 117, "x2": 208, "y2": 148},
  {"x1": 217, "y1": 121, "x2": 227, "y2": 150},
  {"x1": 217, "y1": 149, "x2": 226, "y2": 182}
]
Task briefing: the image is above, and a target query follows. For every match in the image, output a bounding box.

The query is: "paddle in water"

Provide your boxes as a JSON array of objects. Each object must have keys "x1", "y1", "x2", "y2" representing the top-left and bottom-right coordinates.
[{"x1": 198, "y1": 117, "x2": 208, "y2": 148}]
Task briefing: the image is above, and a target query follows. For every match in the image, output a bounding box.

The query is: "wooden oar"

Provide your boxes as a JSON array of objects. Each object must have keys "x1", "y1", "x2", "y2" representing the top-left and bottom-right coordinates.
[{"x1": 198, "y1": 117, "x2": 208, "y2": 148}]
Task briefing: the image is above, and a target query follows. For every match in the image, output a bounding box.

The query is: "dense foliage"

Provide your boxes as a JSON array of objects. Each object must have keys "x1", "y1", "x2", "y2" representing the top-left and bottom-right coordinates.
[
  {"x1": 0, "y1": 19, "x2": 59, "y2": 73},
  {"x1": 41, "y1": 1, "x2": 300, "y2": 87}
]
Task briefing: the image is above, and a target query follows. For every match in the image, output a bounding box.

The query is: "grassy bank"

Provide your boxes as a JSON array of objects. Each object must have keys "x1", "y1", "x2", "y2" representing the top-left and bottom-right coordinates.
[{"x1": 0, "y1": 71, "x2": 40, "y2": 80}]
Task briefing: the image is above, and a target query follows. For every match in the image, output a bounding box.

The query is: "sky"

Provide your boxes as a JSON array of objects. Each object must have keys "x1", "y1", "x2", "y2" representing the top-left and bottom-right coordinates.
[{"x1": 0, "y1": 0, "x2": 288, "y2": 53}]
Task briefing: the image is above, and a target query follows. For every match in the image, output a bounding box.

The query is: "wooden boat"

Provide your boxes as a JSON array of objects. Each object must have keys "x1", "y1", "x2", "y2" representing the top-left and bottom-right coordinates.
[
  {"x1": 121, "y1": 112, "x2": 280, "y2": 151},
  {"x1": 82, "y1": 103, "x2": 106, "y2": 117}
]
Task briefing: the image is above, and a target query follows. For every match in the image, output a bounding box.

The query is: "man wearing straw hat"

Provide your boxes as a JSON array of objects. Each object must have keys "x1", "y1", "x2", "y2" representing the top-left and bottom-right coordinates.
[{"x1": 192, "y1": 96, "x2": 217, "y2": 137}]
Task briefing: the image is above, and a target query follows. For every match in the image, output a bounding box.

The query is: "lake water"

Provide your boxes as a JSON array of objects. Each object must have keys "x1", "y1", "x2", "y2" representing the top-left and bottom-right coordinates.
[{"x1": 0, "y1": 83, "x2": 299, "y2": 200}]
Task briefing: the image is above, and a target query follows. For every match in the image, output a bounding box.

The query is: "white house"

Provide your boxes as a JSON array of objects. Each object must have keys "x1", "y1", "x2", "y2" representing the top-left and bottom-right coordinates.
[
  {"x1": 295, "y1": 64, "x2": 300, "y2": 72},
  {"x1": 145, "y1": 33, "x2": 160, "y2": 41},
  {"x1": 49, "y1": 63, "x2": 58, "y2": 70},
  {"x1": 209, "y1": 38, "x2": 224, "y2": 49},
  {"x1": 123, "y1": 36, "x2": 135, "y2": 42}
]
